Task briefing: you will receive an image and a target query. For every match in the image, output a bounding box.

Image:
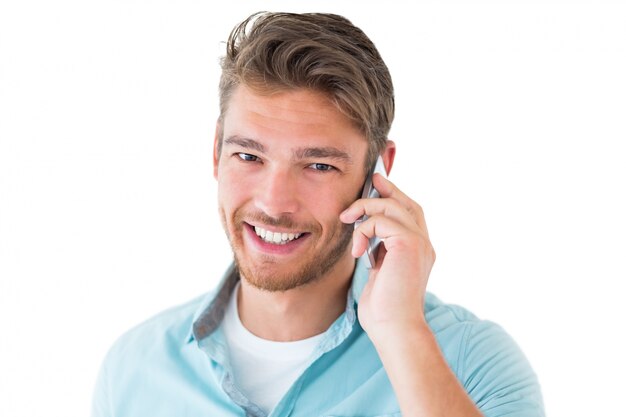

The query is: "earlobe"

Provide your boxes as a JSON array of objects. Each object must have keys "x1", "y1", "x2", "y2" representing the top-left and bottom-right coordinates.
[
  {"x1": 213, "y1": 123, "x2": 221, "y2": 179},
  {"x1": 382, "y1": 140, "x2": 396, "y2": 175}
]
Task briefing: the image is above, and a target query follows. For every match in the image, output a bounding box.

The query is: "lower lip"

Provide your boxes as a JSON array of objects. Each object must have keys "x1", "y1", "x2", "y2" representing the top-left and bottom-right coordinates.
[{"x1": 243, "y1": 223, "x2": 309, "y2": 255}]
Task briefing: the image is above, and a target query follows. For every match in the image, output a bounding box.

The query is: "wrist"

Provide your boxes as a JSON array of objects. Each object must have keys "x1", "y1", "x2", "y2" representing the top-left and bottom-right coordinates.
[{"x1": 367, "y1": 318, "x2": 433, "y2": 351}]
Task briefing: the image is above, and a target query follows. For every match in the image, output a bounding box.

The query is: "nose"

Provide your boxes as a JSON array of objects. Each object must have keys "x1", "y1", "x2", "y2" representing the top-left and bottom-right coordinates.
[{"x1": 254, "y1": 167, "x2": 299, "y2": 217}]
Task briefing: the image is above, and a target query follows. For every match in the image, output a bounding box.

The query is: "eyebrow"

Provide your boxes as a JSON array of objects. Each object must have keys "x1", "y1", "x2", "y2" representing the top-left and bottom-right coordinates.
[
  {"x1": 223, "y1": 136, "x2": 266, "y2": 153},
  {"x1": 223, "y1": 135, "x2": 353, "y2": 164},
  {"x1": 294, "y1": 147, "x2": 353, "y2": 164}
]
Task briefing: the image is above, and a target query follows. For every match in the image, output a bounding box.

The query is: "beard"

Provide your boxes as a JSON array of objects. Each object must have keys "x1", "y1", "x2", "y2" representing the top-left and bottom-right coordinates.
[{"x1": 219, "y1": 206, "x2": 354, "y2": 292}]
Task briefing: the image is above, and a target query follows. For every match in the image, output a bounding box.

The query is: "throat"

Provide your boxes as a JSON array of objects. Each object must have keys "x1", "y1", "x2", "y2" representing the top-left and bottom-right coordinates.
[{"x1": 237, "y1": 274, "x2": 351, "y2": 342}]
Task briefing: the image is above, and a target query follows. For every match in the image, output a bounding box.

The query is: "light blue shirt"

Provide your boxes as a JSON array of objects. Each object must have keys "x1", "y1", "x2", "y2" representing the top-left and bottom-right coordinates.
[{"x1": 92, "y1": 259, "x2": 544, "y2": 417}]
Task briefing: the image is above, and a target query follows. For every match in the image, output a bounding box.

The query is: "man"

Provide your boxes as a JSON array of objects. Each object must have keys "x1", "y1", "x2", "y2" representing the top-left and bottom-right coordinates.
[{"x1": 92, "y1": 12, "x2": 544, "y2": 417}]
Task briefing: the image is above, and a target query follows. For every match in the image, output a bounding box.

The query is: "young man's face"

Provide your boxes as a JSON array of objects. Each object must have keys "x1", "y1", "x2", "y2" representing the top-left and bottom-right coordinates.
[{"x1": 214, "y1": 85, "x2": 369, "y2": 291}]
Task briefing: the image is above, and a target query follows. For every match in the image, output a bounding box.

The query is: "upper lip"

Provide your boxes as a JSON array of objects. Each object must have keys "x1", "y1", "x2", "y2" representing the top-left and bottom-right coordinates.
[{"x1": 247, "y1": 222, "x2": 306, "y2": 234}]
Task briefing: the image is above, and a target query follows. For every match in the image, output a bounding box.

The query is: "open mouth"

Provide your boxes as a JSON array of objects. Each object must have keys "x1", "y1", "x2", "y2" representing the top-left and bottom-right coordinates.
[{"x1": 252, "y1": 225, "x2": 306, "y2": 245}]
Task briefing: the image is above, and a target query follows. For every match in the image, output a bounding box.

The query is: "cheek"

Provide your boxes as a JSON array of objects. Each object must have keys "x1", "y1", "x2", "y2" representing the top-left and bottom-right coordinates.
[
  {"x1": 305, "y1": 186, "x2": 356, "y2": 225},
  {"x1": 217, "y1": 166, "x2": 254, "y2": 208}
]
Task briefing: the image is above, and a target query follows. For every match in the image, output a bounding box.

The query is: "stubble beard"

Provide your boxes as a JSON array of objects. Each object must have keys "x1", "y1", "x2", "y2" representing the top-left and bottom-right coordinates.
[{"x1": 219, "y1": 207, "x2": 354, "y2": 292}]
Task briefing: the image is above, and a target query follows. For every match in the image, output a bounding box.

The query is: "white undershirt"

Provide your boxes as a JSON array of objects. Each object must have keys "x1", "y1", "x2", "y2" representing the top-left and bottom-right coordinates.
[{"x1": 221, "y1": 283, "x2": 324, "y2": 414}]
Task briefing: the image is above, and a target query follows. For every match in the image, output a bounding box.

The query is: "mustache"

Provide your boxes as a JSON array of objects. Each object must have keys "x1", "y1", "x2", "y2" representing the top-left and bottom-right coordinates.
[{"x1": 234, "y1": 210, "x2": 320, "y2": 232}]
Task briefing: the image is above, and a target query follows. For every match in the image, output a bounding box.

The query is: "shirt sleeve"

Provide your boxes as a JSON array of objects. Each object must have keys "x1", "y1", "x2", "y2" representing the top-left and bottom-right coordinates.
[{"x1": 460, "y1": 320, "x2": 545, "y2": 417}]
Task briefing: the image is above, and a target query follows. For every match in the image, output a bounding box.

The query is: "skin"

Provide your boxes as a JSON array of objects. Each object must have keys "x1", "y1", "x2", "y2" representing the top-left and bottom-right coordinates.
[{"x1": 214, "y1": 85, "x2": 483, "y2": 416}]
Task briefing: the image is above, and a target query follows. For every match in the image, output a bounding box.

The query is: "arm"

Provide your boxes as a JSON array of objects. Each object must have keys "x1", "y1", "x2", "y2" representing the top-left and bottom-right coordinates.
[
  {"x1": 371, "y1": 322, "x2": 483, "y2": 417},
  {"x1": 341, "y1": 172, "x2": 482, "y2": 417}
]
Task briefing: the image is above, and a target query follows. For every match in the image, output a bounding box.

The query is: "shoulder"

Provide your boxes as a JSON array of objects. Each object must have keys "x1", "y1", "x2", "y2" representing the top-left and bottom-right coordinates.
[
  {"x1": 424, "y1": 292, "x2": 481, "y2": 331},
  {"x1": 424, "y1": 292, "x2": 518, "y2": 348},
  {"x1": 423, "y1": 292, "x2": 491, "y2": 355},
  {"x1": 104, "y1": 292, "x2": 209, "y2": 362},
  {"x1": 92, "y1": 293, "x2": 213, "y2": 416}
]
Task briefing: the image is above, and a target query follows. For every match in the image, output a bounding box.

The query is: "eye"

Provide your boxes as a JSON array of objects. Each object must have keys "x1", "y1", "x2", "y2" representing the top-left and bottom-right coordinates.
[
  {"x1": 308, "y1": 163, "x2": 335, "y2": 172},
  {"x1": 237, "y1": 153, "x2": 260, "y2": 162}
]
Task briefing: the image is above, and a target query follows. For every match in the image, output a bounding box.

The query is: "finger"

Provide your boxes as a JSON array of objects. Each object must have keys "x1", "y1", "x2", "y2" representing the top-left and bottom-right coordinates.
[
  {"x1": 340, "y1": 197, "x2": 419, "y2": 232},
  {"x1": 351, "y1": 214, "x2": 425, "y2": 258},
  {"x1": 371, "y1": 174, "x2": 431, "y2": 236},
  {"x1": 352, "y1": 215, "x2": 436, "y2": 283}
]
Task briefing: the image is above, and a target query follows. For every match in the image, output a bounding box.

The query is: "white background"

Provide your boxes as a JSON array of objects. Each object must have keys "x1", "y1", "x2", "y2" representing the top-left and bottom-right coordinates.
[{"x1": 1, "y1": 0, "x2": 625, "y2": 416}]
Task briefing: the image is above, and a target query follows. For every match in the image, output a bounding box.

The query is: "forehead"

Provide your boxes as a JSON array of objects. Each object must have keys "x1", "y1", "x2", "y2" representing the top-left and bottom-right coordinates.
[{"x1": 222, "y1": 85, "x2": 367, "y2": 156}]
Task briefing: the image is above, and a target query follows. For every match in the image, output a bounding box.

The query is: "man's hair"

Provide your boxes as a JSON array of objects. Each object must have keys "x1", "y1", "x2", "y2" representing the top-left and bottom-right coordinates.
[{"x1": 217, "y1": 12, "x2": 395, "y2": 170}]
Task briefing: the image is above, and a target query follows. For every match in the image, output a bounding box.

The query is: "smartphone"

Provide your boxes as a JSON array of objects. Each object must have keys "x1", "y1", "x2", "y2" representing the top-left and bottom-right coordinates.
[{"x1": 354, "y1": 156, "x2": 387, "y2": 269}]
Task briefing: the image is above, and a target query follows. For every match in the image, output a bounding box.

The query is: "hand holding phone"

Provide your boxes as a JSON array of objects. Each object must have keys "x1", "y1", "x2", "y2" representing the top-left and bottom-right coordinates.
[{"x1": 354, "y1": 156, "x2": 387, "y2": 268}]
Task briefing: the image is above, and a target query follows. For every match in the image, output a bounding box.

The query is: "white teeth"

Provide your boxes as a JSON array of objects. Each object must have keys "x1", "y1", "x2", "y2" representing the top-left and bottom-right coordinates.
[{"x1": 254, "y1": 226, "x2": 303, "y2": 245}]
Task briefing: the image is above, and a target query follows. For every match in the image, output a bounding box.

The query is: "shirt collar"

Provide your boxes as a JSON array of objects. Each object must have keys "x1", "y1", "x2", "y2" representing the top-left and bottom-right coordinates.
[
  {"x1": 186, "y1": 256, "x2": 370, "y2": 345},
  {"x1": 185, "y1": 262, "x2": 238, "y2": 344},
  {"x1": 350, "y1": 255, "x2": 370, "y2": 303}
]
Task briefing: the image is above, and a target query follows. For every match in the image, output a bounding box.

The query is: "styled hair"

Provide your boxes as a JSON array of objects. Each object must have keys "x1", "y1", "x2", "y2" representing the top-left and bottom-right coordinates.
[{"x1": 217, "y1": 12, "x2": 395, "y2": 170}]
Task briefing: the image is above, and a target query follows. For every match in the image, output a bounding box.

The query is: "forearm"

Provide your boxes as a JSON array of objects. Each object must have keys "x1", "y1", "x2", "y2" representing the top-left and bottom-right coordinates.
[{"x1": 372, "y1": 322, "x2": 483, "y2": 417}]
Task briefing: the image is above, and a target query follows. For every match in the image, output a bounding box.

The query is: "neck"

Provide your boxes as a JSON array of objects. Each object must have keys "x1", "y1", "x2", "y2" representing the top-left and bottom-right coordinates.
[{"x1": 237, "y1": 256, "x2": 355, "y2": 342}]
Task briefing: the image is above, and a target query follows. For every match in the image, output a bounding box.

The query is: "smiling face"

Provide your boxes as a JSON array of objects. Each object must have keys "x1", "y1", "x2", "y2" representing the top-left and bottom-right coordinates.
[{"x1": 214, "y1": 85, "x2": 370, "y2": 292}]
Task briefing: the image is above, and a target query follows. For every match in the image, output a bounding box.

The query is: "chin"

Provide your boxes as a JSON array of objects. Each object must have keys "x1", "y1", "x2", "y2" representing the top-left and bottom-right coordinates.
[{"x1": 235, "y1": 255, "x2": 323, "y2": 292}]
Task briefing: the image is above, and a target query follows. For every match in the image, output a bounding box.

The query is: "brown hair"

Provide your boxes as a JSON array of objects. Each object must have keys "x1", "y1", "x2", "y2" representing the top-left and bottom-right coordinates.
[{"x1": 217, "y1": 12, "x2": 395, "y2": 170}]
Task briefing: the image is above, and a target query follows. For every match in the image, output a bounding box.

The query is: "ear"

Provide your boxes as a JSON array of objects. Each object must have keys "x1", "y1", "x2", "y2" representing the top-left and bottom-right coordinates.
[
  {"x1": 381, "y1": 140, "x2": 396, "y2": 175},
  {"x1": 213, "y1": 122, "x2": 221, "y2": 180}
]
